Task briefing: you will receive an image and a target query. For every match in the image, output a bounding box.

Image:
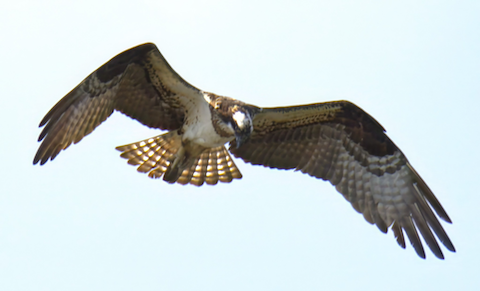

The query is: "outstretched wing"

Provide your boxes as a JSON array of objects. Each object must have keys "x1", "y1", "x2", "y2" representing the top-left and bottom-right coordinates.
[
  {"x1": 230, "y1": 101, "x2": 455, "y2": 259},
  {"x1": 34, "y1": 43, "x2": 203, "y2": 165}
]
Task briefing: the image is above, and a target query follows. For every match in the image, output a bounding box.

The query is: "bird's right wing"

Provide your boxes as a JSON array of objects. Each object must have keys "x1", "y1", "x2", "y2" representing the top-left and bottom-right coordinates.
[{"x1": 34, "y1": 43, "x2": 204, "y2": 165}]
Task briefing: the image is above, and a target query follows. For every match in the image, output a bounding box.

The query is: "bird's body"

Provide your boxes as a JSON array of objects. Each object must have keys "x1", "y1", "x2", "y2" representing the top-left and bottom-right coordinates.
[
  {"x1": 34, "y1": 43, "x2": 455, "y2": 259},
  {"x1": 182, "y1": 94, "x2": 236, "y2": 148}
]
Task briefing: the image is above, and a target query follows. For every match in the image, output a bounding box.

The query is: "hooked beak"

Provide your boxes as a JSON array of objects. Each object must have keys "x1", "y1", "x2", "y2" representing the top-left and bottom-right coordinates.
[{"x1": 235, "y1": 131, "x2": 250, "y2": 149}]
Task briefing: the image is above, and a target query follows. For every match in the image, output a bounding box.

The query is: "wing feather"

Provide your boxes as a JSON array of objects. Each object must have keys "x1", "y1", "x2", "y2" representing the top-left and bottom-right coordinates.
[
  {"x1": 34, "y1": 43, "x2": 203, "y2": 165},
  {"x1": 230, "y1": 100, "x2": 454, "y2": 258},
  {"x1": 392, "y1": 221, "x2": 406, "y2": 248}
]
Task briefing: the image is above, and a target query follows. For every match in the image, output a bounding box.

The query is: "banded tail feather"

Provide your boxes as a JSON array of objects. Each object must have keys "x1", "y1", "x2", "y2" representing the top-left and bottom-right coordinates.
[
  {"x1": 116, "y1": 132, "x2": 242, "y2": 186},
  {"x1": 176, "y1": 146, "x2": 242, "y2": 186}
]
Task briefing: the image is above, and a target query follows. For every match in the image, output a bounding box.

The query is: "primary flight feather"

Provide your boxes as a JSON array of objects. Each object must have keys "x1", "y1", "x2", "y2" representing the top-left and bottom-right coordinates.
[{"x1": 34, "y1": 43, "x2": 455, "y2": 259}]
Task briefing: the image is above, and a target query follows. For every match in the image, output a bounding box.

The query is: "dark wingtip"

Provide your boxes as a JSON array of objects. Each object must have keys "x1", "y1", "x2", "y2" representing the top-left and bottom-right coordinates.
[
  {"x1": 33, "y1": 149, "x2": 52, "y2": 166},
  {"x1": 38, "y1": 126, "x2": 50, "y2": 142},
  {"x1": 416, "y1": 249, "x2": 427, "y2": 259},
  {"x1": 450, "y1": 244, "x2": 456, "y2": 253},
  {"x1": 443, "y1": 239, "x2": 456, "y2": 253},
  {"x1": 39, "y1": 117, "x2": 48, "y2": 128},
  {"x1": 32, "y1": 156, "x2": 48, "y2": 166},
  {"x1": 33, "y1": 152, "x2": 41, "y2": 165},
  {"x1": 432, "y1": 249, "x2": 445, "y2": 260},
  {"x1": 442, "y1": 214, "x2": 453, "y2": 224},
  {"x1": 392, "y1": 222, "x2": 406, "y2": 249}
]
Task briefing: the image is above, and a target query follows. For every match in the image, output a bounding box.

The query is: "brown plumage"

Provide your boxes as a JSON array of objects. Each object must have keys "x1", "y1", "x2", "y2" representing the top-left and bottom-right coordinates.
[
  {"x1": 229, "y1": 102, "x2": 454, "y2": 259},
  {"x1": 34, "y1": 42, "x2": 455, "y2": 259},
  {"x1": 116, "y1": 132, "x2": 242, "y2": 186}
]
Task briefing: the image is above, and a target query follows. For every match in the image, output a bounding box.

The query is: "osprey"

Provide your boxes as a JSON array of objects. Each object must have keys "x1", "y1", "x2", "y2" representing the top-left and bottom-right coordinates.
[{"x1": 34, "y1": 43, "x2": 455, "y2": 259}]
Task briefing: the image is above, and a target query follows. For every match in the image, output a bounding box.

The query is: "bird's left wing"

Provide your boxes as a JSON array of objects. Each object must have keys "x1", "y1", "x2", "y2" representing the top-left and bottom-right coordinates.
[
  {"x1": 34, "y1": 43, "x2": 204, "y2": 165},
  {"x1": 229, "y1": 101, "x2": 455, "y2": 259}
]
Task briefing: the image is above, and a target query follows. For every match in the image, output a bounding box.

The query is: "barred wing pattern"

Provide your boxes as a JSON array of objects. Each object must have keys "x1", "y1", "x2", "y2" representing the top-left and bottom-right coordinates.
[
  {"x1": 230, "y1": 101, "x2": 455, "y2": 259},
  {"x1": 34, "y1": 43, "x2": 194, "y2": 165}
]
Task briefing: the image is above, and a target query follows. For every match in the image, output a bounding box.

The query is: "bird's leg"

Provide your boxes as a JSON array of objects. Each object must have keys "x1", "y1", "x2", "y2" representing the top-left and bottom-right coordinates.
[{"x1": 163, "y1": 141, "x2": 206, "y2": 183}]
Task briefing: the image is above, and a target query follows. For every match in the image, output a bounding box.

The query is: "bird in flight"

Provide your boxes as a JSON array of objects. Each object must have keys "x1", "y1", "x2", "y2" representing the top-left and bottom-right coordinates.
[{"x1": 34, "y1": 43, "x2": 455, "y2": 259}]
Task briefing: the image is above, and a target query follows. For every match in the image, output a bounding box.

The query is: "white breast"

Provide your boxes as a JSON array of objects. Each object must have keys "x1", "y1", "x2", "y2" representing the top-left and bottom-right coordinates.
[{"x1": 180, "y1": 93, "x2": 234, "y2": 148}]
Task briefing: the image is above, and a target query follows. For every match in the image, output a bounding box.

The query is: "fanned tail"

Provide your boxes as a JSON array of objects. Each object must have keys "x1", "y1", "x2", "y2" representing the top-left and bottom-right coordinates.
[
  {"x1": 115, "y1": 132, "x2": 242, "y2": 186},
  {"x1": 177, "y1": 146, "x2": 242, "y2": 186},
  {"x1": 116, "y1": 131, "x2": 181, "y2": 180}
]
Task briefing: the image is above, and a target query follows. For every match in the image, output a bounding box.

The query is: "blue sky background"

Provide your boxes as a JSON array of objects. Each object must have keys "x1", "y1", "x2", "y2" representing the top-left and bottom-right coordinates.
[{"x1": 1, "y1": 1, "x2": 479, "y2": 290}]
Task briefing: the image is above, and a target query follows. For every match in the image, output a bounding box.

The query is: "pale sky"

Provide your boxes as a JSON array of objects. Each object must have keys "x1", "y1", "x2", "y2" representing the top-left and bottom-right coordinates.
[{"x1": 1, "y1": 1, "x2": 479, "y2": 290}]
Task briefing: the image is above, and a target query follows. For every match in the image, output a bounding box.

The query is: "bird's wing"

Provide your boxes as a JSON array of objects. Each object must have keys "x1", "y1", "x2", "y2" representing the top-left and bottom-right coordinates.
[
  {"x1": 229, "y1": 100, "x2": 455, "y2": 259},
  {"x1": 34, "y1": 43, "x2": 205, "y2": 165}
]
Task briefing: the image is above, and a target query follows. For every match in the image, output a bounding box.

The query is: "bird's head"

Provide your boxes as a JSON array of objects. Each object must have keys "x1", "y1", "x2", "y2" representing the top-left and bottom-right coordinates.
[{"x1": 230, "y1": 107, "x2": 253, "y2": 148}]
